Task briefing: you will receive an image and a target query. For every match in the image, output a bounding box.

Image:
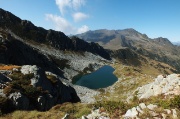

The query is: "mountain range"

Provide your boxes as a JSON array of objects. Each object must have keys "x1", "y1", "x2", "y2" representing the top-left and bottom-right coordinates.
[{"x1": 76, "y1": 29, "x2": 180, "y2": 72}]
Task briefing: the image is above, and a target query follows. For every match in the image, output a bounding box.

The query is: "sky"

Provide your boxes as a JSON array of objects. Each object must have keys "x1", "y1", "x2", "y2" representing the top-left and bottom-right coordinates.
[{"x1": 0, "y1": 0, "x2": 180, "y2": 42}]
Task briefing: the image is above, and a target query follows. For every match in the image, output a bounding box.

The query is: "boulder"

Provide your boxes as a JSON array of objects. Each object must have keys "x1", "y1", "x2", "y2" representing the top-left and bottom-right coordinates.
[
  {"x1": 147, "y1": 104, "x2": 157, "y2": 110},
  {"x1": 137, "y1": 74, "x2": 180, "y2": 99},
  {"x1": 124, "y1": 107, "x2": 138, "y2": 118},
  {"x1": 139, "y1": 103, "x2": 146, "y2": 109},
  {"x1": 21, "y1": 65, "x2": 53, "y2": 93}
]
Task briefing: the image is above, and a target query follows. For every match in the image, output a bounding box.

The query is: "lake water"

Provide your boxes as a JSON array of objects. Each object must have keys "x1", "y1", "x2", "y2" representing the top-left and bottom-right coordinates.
[{"x1": 72, "y1": 65, "x2": 118, "y2": 89}]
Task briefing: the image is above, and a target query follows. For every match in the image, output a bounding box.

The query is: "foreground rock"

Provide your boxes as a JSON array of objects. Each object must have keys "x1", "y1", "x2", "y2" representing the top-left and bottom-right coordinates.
[
  {"x1": 82, "y1": 109, "x2": 110, "y2": 119},
  {"x1": 136, "y1": 74, "x2": 180, "y2": 99},
  {"x1": 73, "y1": 85, "x2": 100, "y2": 103},
  {"x1": 0, "y1": 65, "x2": 80, "y2": 111},
  {"x1": 124, "y1": 103, "x2": 179, "y2": 119}
]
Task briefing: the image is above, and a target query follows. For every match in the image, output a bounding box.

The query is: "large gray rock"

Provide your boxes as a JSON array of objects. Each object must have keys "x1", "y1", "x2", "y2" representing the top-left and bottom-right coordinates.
[
  {"x1": 136, "y1": 74, "x2": 180, "y2": 99},
  {"x1": 124, "y1": 103, "x2": 178, "y2": 119},
  {"x1": 21, "y1": 65, "x2": 53, "y2": 93}
]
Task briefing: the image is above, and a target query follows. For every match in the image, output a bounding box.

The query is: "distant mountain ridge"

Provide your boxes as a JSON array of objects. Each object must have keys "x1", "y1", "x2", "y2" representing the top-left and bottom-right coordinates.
[
  {"x1": 76, "y1": 28, "x2": 174, "y2": 49},
  {"x1": 76, "y1": 29, "x2": 180, "y2": 72},
  {"x1": 173, "y1": 41, "x2": 180, "y2": 46}
]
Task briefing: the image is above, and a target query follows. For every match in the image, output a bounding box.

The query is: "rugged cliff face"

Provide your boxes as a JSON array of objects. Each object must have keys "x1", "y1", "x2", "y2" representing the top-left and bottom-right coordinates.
[{"x1": 0, "y1": 33, "x2": 64, "y2": 76}]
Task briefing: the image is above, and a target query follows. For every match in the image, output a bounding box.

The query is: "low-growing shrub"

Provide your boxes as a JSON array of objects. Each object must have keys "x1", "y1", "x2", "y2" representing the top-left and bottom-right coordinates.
[
  {"x1": 51, "y1": 103, "x2": 91, "y2": 118},
  {"x1": 170, "y1": 95, "x2": 180, "y2": 108},
  {"x1": 47, "y1": 75, "x2": 58, "y2": 84},
  {"x1": 3, "y1": 86, "x2": 13, "y2": 95},
  {"x1": 9, "y1": 72, "x2": 34, "y2": 81},
  {"x1": 93, "y1": 101, "x2": 129, "y2": 114}
]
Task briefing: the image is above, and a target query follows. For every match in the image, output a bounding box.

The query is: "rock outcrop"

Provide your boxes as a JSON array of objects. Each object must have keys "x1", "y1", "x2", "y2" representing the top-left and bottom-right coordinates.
[
  {"x1": 136, "y1": 74, "x2": 180, "y2": 99},
  {"x1": 0, "y1": 65, "x2": 80, "y2": 111},
  {"x1": 82, "y1": 109, "x2": 110, "y2": 119},
  {"x1": 124, "y1": 103, "x2": 179, "y2": 119}
]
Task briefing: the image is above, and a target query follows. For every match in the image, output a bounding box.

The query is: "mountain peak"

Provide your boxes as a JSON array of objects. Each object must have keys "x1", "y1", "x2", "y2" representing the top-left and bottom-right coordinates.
[{"x1": 153, "y1": 37, "x2": 172, "y2": 45}]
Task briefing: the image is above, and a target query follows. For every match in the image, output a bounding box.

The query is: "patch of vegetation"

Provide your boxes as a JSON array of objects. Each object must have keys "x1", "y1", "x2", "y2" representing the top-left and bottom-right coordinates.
[
  {"x1": 51, "y1": 102, "x2": 91, "y2": 118},
  {"x1": 170, "y1": 95, "x2": 180, "y2": 108},
  {"x1": 2, "y1": 103, "x2": 91, "y2": 119},
  {"x1": 46, "y1": 75, "x2": 58, "y2": 85},
  {"x1": 83, "y1": 64, "x2": 94, "y2": 73},
  {"x1": 9, "y1": 72, "x2": 34, "y2": 81},
  {"x1": 140, "y1": 95, "x2": 180, "y2": 109},
  {"x1": 2, "y1": 72, "x2": 50, "y2": 114},
  {"x1": 93, "y1": 101, "x2": 129, "y2": 115},
  {"x1": 0, "y1": 65, "x2": 21, "y2": 70},
  {"x1": 4, "y1": 110, "x2": 65, "y2": 119},
  {"x1": 49, "y1": 56, "x2": 70, "y2": 69}
]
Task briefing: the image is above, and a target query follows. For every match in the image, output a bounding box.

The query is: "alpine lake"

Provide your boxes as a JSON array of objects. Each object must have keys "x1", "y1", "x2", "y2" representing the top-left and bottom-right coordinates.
[{"x1": 72, "y1": 65, "x2": 118, "y2": 89}]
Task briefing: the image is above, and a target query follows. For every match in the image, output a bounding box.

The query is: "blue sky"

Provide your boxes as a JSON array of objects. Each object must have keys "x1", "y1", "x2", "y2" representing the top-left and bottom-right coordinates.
[{"x1": 0, "y1": 0, "x2": 180, "y2": 42}]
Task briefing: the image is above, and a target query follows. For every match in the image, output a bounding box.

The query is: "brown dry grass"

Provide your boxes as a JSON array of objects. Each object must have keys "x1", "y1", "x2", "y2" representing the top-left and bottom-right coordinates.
[
  {"x1": 0, "y1": 65, "x2": 21, "y2": 70},
  {"x1": 1, "y1": 102, "x2": 92, "y2": 119}
]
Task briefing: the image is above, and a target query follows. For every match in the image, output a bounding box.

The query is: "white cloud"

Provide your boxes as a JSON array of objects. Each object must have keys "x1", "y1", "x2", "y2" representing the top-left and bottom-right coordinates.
[
  {"x1": 45, "y1": 0, "x2": 89, "y2": 34},
  {"x1": 55, "y1": 0, "x2": 71, "y2": 15},
  {"x1": 46, "y1": 14, "x2": 89, "y2": 35},
  {"x1": 77, "y1": 25, "x2": 89, "y2": 34},
  {"x1": 72, "y1": 0, "x2": 85, "y2": 10},
  {"x1": 73, "y1": 12, "x2": 89, "y2": 22},
  {"x1": 55, "y1": 0, "x2": 85, "y2": 15}
]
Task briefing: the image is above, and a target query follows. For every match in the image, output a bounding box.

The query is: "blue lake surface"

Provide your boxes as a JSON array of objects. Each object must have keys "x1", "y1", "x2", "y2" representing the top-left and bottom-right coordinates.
[{"x1": 72, "y1": 65, "x2": 118, "y2": 89}]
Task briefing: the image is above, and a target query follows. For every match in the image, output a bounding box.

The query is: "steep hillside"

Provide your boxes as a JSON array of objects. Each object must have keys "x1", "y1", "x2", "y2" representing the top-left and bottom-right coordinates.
[
  {"x1": 76, "y1": 29, "x2": 180, "y2": 72},
  {"x1": 0, "y1": 31, "x2": 64, "y2": 76},
  {"x1": 0, "y1": 8, "x2": 110, "y2": 60}
]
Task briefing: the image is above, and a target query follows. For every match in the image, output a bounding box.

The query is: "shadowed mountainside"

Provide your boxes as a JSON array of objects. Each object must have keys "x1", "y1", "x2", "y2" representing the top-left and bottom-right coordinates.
[{"x1": 0, "y1": 8, "x2": 110, "y2": 60}]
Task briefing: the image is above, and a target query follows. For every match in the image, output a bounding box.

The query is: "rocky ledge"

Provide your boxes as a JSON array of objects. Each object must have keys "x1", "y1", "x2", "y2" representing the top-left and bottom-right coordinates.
[{"x1": 136, "y1": 74, "x2": 180, "y2": 99}]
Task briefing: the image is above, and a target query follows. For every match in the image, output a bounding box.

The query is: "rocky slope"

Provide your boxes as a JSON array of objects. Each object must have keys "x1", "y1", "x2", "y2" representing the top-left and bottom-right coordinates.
[
  {"x1": 136, "y1": 74, "x2": 180, "y2": 99},
  {"x1": 0, "y1": 8, "x2": 110, "y2": 60},
  {"x1": 76, "y1": 29, "x2": 180, "y2": 72}
]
